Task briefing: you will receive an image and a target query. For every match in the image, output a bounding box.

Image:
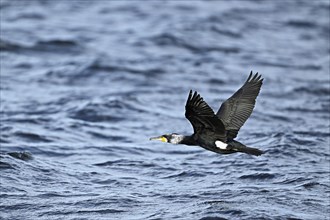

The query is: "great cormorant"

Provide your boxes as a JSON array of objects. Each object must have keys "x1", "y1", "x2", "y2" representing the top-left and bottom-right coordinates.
[{"x1": 150, "y1": 71, "x2": 264, "y2": 156}]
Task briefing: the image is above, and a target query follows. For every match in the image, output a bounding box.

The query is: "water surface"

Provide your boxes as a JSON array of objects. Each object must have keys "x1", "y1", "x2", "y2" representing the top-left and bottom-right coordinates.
[{"x1": 1, "y1": 1, "x2": 329, "y2": 219}]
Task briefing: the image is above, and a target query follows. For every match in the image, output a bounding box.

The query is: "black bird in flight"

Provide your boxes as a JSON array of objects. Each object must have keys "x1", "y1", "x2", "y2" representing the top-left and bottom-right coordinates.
[{"x1": 150, "y1": 71, "x2": 264, "y2": 156}]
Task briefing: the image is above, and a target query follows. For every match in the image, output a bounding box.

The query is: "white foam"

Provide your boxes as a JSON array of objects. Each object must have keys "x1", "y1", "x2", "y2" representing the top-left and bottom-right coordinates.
[{"x1": 215, "y1": 141, "x2": 228, "y2": 150}]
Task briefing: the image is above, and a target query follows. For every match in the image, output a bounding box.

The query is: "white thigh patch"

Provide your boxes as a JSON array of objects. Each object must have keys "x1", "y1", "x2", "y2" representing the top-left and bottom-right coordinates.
[{"x1": 215, "y1": 141, "x2": 228, "y2": 150}]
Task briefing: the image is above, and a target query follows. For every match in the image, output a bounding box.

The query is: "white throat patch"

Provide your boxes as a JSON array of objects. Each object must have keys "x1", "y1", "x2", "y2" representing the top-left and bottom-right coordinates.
[
  {"x1": 215, "y1": 141, "x2": 228, "y2": 150},
  {"x1": 169, "y1": 134, "x2": 185, "y2": 144}
]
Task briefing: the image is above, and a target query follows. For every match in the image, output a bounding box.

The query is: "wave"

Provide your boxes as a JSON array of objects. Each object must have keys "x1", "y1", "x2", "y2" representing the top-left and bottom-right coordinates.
[
  {"x1": 0, "y1": 151, "x2": 33, "y2": 170},
  {"x1": 13, "y1": 131, "x2": 52, "y2": 143},
  {"x1": 162, "y1": 170, "x2": 207, "y2": 178},
  {"x1": 88, "y1": 59, "x2": 166, "y2": 75},
  {"x1": 94, "y1": 159, "x2": 158, "y2": 168},
  {"x1": 255, "y1": 60, "x2": 322, "y2": 70},
  {"x1": 6, "y1": 151, "x2": 33, "y2": 161},
  {"x1": 0, "y1": 38, "x2": 82, "y2": 54},
  {"x1": 67, "y1": 99, "x2": 140, "y2": 123},
  {"x1": 239, "y1": 173, "x2": 276, "y2": 180},
  {"x1": 0, "y1": 160, "x2": 14, "y2": 169},
  {"x1": 150, "y1": 33, "x2": 240, "y2": 54},
  {"x1": 199, "y1": 216, "x2": 229, "y2": 220},
  {"x1": 286, "y1": 20, "x2": 317, "y2": 29},
  {"x1": 293, "y1": 86, "x2": 329, "y2": 96}
]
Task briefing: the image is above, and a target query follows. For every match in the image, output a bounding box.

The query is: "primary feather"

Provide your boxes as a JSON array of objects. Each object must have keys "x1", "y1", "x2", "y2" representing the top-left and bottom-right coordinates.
[{"x1": 216, "y1": 71, "x2": 263, "y2": 140}]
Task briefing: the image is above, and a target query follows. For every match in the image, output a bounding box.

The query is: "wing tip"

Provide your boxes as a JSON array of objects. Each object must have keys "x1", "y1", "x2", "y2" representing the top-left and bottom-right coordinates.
[
  {"x1": 247, "y1": 71, "x2": 263, "y2": 83},
  {"x1": 187, "y1": 89, "x2": 201, "y2": 106},
  {"x1": 247, "y1": 71, "x2": 253, "y2": 82}
]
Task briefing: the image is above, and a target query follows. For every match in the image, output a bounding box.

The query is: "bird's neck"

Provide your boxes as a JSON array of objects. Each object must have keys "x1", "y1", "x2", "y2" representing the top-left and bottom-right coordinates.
[{"x1": 178, "y1": 135, "x2": 197, "y2": 146}]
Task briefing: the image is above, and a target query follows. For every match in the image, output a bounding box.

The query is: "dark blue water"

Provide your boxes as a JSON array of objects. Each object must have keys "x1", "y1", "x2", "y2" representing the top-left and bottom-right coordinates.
[{"x1": 1, "y1": 1, "x2": 329, "y2": 219}]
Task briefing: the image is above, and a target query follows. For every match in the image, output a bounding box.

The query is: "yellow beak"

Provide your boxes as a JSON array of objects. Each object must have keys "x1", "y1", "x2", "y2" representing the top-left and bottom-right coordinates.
[{"x1": 149, "y1": 136, "x2": 168, "y2": 143}]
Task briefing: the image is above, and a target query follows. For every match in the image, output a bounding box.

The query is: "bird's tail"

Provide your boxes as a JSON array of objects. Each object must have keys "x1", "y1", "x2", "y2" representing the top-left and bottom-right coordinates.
[
  {"x1": 228, "y1": 140, "x2": 264, "y2": 156},
  {"x1": 237, "y1": 146, "x2": 264, "y2": 156}
]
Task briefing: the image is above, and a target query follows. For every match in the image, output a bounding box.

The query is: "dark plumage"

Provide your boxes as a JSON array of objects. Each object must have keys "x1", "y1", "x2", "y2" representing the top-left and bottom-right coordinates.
[
  {"x1": 150, "y1": 71, "x2": 264, "y2": 156},
  {"x1": 217, "y1": 72, "x2": 263, "y2": 140}
]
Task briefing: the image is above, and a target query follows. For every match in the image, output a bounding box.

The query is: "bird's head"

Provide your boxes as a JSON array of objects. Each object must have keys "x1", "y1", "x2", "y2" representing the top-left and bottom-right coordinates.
[{"x1": 149, "y1": 133, "x2": 184, "y2": 144}]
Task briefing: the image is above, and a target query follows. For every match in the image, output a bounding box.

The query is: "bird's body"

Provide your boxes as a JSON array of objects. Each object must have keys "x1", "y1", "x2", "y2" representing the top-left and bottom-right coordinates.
[{"x1": 150, "y1": 71, "x2": 264, "y2": 156}]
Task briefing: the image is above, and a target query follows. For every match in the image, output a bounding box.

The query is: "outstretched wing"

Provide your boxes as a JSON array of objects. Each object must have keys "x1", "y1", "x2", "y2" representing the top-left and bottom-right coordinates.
[
  {"x1": 185, "y1": 90, "x2": 226, "y2": 141},
  {"x1": 216, "y1": 71, "x2": 263, "y2": 140}
]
